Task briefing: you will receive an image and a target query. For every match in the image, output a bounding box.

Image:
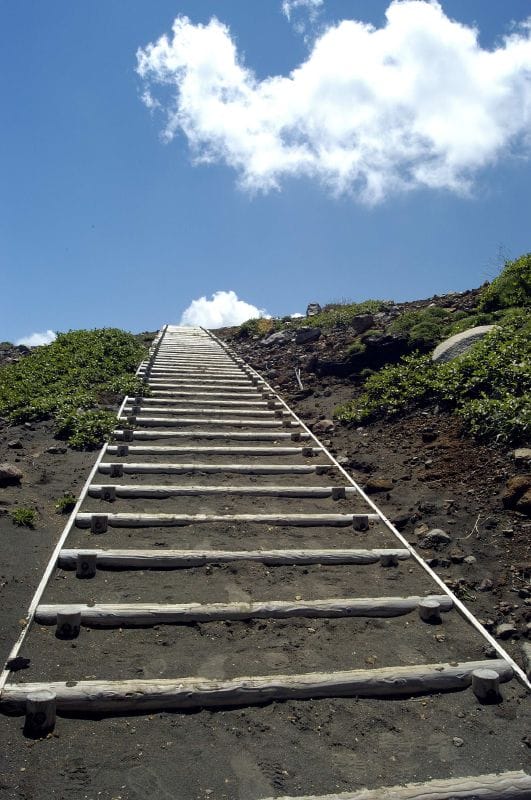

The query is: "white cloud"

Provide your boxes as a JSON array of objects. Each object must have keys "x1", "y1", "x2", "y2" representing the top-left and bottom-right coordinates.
[
  {"x1": 180, "y1": 290, "x2": 266, "y2": 328},
  {"x1": 16, "y1": 330, "x2": 57, "y2": 347},
  {"x1": 290, "y1": 312, "x2": 304, "y2": 318},
  {"x1": 281, "y1": 0, "x2": 323, "y2": 23},
  {"x1": 137, "y1": 1, "x2": 531, "y2": 204}
]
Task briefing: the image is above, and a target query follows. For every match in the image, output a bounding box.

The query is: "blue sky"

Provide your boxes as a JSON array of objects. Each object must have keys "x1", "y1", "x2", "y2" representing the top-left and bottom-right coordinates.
[{"x1": 1, "y1": 1, "x2": 530, "y2": 342}]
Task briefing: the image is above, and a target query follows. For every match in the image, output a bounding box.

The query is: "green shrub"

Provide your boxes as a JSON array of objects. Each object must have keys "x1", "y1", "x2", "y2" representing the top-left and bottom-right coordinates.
[
  {"x1": 55, "y1": 493, "x2": 77, "y2": 514},
  {"x1": 335, "y1": 310, "x2": 530, "y2": 445},
  {"x1": 347, "y1": 340, "x2": 366, "y2": 356},
  {"x1": 479, "y1": 253, "x2": 531, "y2": 311},
  {"x1": 389, "y1": 306, "x2": 455, "y2": 349},
  {"x1": 11, "y1": 508, "x2": 37, "y2": 528},
  {"x1": 0, "y1": 329, "x2": 146, "y2": 448},
  {"x1": 304, "y1": 300, "x2": 386, "y2": 330}
]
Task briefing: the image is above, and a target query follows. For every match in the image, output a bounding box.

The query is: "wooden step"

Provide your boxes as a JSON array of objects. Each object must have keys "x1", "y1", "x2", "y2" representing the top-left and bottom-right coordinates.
[
  {"x1": 106, "y1": 444, "x2": 320, "y2": 456},
  {"x1": 98, "y1": 462, "x2": 331, "y2": 475},
  {"x1": 123, "y1": 406, "x2": 285, "y2": 417},
  {"x1": 1, "y1": 659, "x2": 512, "y2": 714},
  {"x1": 113, "y1": 429, "x2": 310, "y2": 442},
  {"x1": 120, "y1": 416, "x2": 297, "y2": 428},
  {"x1": 58, "y1": 547, "x2": 411, "y2": 569},
  {"x1": 75, "y1": 512, "x2": 375, "y2": 530},
  {"x1": 36, "y1": 595, "x2": 453, "y2": 626},
  {"x1": 257, "y1": 772, "x2": 531, "y2": 800},
  {"x1": 88, "y1": 483, "x2": 354, "y2": 500}
]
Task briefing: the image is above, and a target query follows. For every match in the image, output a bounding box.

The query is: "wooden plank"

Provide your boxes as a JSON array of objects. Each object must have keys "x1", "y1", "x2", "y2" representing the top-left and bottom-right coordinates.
[
  {"x1": 257, "y1": 771, "x2": 531, "y2": 800},
  {"x1": 58, "y1": 547, "x2": 411, "y2": 568},
  {"x1": 1, "y1": 659, "x2": 513, "y2": 714},
  {"x1": 98, "y1": 462, "x2": 330, "y2": 475},
  {"x1": 113, "y1": 429, "x2": 310, "y2": 441},
  {"x1": 75, "y1": 512, "x2": 374, "y2": 529},
  {"x1": 123, "y1": 406, "x2": 283, "y2": 417},
  {"x1": 36, "y1": 595, "x2": 453, "y2": 626},
  {"x1": 106, "y1": 445, "x2": 320, "y2": 456},
  {"x1": 136, "y1": 398, "x2": 270, "y2": 406},
  {"x1": 121, "y1": 416, "x2": 296, "y2": 428},
  {"x1": 88, "y1": 483, "x2": 353, "y2": 499}
]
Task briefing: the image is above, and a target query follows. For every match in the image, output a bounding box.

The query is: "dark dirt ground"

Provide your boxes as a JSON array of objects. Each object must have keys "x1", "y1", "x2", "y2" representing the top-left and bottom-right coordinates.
[{"x1": 0, "y1": 327, "x2": 529, "y2": 800}]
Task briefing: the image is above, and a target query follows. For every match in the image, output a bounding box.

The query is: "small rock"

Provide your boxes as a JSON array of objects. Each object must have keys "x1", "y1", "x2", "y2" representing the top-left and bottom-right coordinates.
[
  {"x1": 306, "y1": 303, "x2": 321, "y2": 317},
  {"x1": 516, "y1": 489, "x2": 531, "y2": 516},
  {"x1": 23, "y1": 422, "x2": 34, "y2": 430},
  {"x1": 313, "y1": 418, "x2": 335, "y2": 434},
  {"x1": 463, "y1": 555, "x2": 477, "y2": 565},
  {"x1": 7, "y1": 440, "x2": 22, "y2": 449},
  {"x1": 364, "y1": 477, "x2": 394, "y2": 494},
  {"x1": 418, "y1": 528, "x2": 452, "y2": 548},
  {"x1": 452, "y1": 737, "x2": 464, "y2": 747},
  {"x1": 496, "y1": 622, "x2": 518, "y2": 640},
  {"x1": 0, "y1": 463, "x2": 23, "y2": 487},
  {"x1": 349, "y1": 314, "x2": 374, "y2": 335},
  {"x1": 502, "y1": 475, "x2": 531, "y2": 512},
  {"x1": 261, "y1": 331, "x2": 292, "y2": 347},
  {"x1": 513, "y1": 448, "x2": 531, "y2": 468},
  {"x1": 421, "y1": 429, "x2": 438, "y2": 443},
  {"x1": 46, "y1": 446, "x2": 67, "y2": 455},
  {"x1": 449, "y1": 549, "x2": 465, "y2": 564},
  {"x1": 482, "y1": 645, "x2": 497, "y2": 659},
  {"x1": 479, "y1": 577, "x2": 493, "y2": 592},
  {"x1": 392, "y1": 512, "x2": 411, "y2": 531}
]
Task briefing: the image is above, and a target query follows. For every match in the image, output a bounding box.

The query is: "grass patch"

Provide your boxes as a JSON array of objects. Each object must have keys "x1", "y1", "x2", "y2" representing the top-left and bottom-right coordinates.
[
  {"x1": 335, "y1": 310, "x2": 530, "y2": 445},
  {"x1": 54, "y1": 493, "x2": 77, "y2": 514},
  {"x1": 11, "y1": 508, "x2": 37, "y2": 528},
  {"x1": 479, "y1": 253, "x2": 531, "y2": 311},
  {"x1": 0, "y1": 328, "x2": 146, "y2": 449}
]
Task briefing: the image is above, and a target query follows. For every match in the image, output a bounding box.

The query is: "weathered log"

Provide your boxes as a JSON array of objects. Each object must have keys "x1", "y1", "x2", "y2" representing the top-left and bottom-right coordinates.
[
  {"x1": 257, "y1": 771, "x2": 531, "y2": 800},
  {"x1": 418, "y1": 598, "x2": 442, "y2": 624},
  {"x1": 55, "y1": 610, "x2": 81, "y2": 639},
  {"x1": 75, "y1": 512, "x2": 375, "y2": 529},
  {"x1": 37, "y1": 594, "x2": 450, "y2": 627},
  {"x1": 123, "y1": 406, "x2": 283, "y2": 417},
  {"x1": 113, "y1": 429, "x2": 309, "y2": 442},
  {"x1": 120, "y1": 416, "x2": 297, "y2": 429},
  {"x1": 88, "y1": 483, "x2": 354, "y2": 499},
  {"x1": 98, "y1": 462, "x2": 329, "y2": 476},
  {"x1": 1, "y1": 659, "x2": 513, "y2": 714},
  {"x1": 24, "y1": 690, "x2": 56, "y2": 736},
  {"x1": 105, "y1": 445, "x2": 320, "y2": 457},
  {"x1": 472, "y1": 668, "x2": 502, "y2": 702},
  {"x1": 76, "y1": 552, "x2": 97, "y2": 579},
  {"x1": 59, "y1": 547, "x2": 411, "y2": 569}
]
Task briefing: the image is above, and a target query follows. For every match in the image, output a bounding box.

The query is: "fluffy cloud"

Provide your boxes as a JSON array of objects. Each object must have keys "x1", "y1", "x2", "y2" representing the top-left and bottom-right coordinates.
[
  {"x1": 137, "y1": 1, "x2": 531, "y2": 203},
  {"x1": 281, "y1": 0, "x2": 323, "y2": 23},
  {"x1": 16, "y1": 330, "x2": 56, "y2": 347},
  {"x1": 180, "y1": 290, "x2": 266, "y2": 328}
]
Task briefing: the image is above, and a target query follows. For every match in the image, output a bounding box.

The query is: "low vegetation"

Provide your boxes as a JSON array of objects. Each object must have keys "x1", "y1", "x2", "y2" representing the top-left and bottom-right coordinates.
[
  {"x1": 0, "y1": 329, "x2": 146, "y2": 449},
  {"x1": 54, "y1": 493, "x2": 77, "y2": 514},
  {"x1": 236, "y1": 300, "x2": 387, "y2": 339},
  {"x1": 10, "y1": 508, "x2": 37, "y2": 528},
  {"x1": 335, "y1": 309, "x2": 530, "y2": 444}
]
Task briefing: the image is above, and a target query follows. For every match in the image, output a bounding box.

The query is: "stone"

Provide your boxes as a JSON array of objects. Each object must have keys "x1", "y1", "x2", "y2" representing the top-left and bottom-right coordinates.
[
  {"x1": 364, "y1": 477, "x2": 394, "y2": 494},
  {"x1": 418, "y1": 528, "x2": 452, "y2": 548},
  {"x1": 502, "y1": 475, "x2": 531, "y2": 511},
  {"x1": 452, "y1": 737, "x2": 464, "y2": 748},
  {"x1": 463, "y1": 555, "x2": 477, "y2": 565},
  {"x1": 46, "y1": 446, "x2": 67, "y2": 455},
  {"x1": 432, "y1": 325, "x2": 495, "y2": 363},
  {"x1": 306, "y1": 303, "x2": 322, "y2": 317},
  {"x1": 513, "y1": 448, "x2": 531, "y2": 468},
  {"x1": 479, "y1": 578, "x2": 494, "y2": 592},
  {"x1": 496, "y1": 622, "x2": 518, "y2": 640},
  {"x1": 295, "y1": 328, "x2": 321, "y2": 345},
  {"x1": 7, "y1": 440, "x2": 22, "y2": 449},
  {"x1": 349, "y1": 314, "x2": 374, "y2": 334},
  {"x1": 516, "y1": 489, "x2": 531, "y2": 516},
  {"x1": 391, "y1": 512, "x2": 411, "y2": 531},
  {"x1": 449, "y1": 549, "x2": 465, "y2": 564},
  {"x1": 261, "y1": 331, "x2": 292, "y2": 347},
  {"x1": 312, "y1": 419, "x2": 335, "y2": 434},
  {"x1": 0, "y1": 463, "x2": 23, "y2": 487},
  {"x1": 421, "y1": 429, "x2": 438, "y2": 443}
]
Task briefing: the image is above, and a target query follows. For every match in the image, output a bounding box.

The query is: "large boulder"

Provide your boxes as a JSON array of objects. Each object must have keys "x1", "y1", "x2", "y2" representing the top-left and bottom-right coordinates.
[
  {"x1": 295, "y1": 327, "x2": 321, "y2": 345},
  {"x1": 502, "y1": 475, "x2": 531, "y2": 516},
  {"x1": 432, "y1": 325, "x2": 495, "y2": 363},
  {"x1": 350, "y1": 314, "x2": 374, "y2": 334},
  {"x1": 261, "y1": 330, "x2": 292, "y2": 347},
  {"x1": 306, "y1": 303, "x2": 321, "y2": 317}
]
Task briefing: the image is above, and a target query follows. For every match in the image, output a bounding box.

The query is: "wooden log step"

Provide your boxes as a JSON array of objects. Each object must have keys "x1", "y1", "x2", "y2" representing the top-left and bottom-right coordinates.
[
  {"x1": 257, "y1": 771, "x2": 531, "y2": 800},
  {"x1": 113, "y1": 429, "x2": 310, "y2": 442},
  {"x1": 146, "y1": 377, "x2": 252, "y2": 385},
  {"x1": 36, "y1": 595, "x2": 453, "y2": 626},
  {"x1": 58, "y1": 547, "x2": 411, "y2": 569},
  {"x1": 146, "y1": 391, "x2": 262, "y2": 400},
  {"x1": 145, "y1": 369, "x2": 245, "y2": 377},
  {"x1": 98, "y1": 462, "x2": 331, "y2": 476},
  {"x1": 123, "y1": 406, "x2": 286, "y2": 418},
  {"x1": 75, "y1": 512, "x2": 375, "y2": 529},
  {"x1": 1, "y1": 660, "x2": 513, "y2": 714},
  {"x1": 106, "y1": 445, "x2": 320, "y2": 456},
  {"x1": 145, "y1": 383, "x2": 261, "y2": 392},
  {"x1": 88, "y1": 483, "x2": 354, "y2": 499},
  {"x1": 134, "y1": 397, "x2": 271, "y2": 407},
  {"x1": 120, "y1": 416, "x2": 297, "y2": 429}
]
